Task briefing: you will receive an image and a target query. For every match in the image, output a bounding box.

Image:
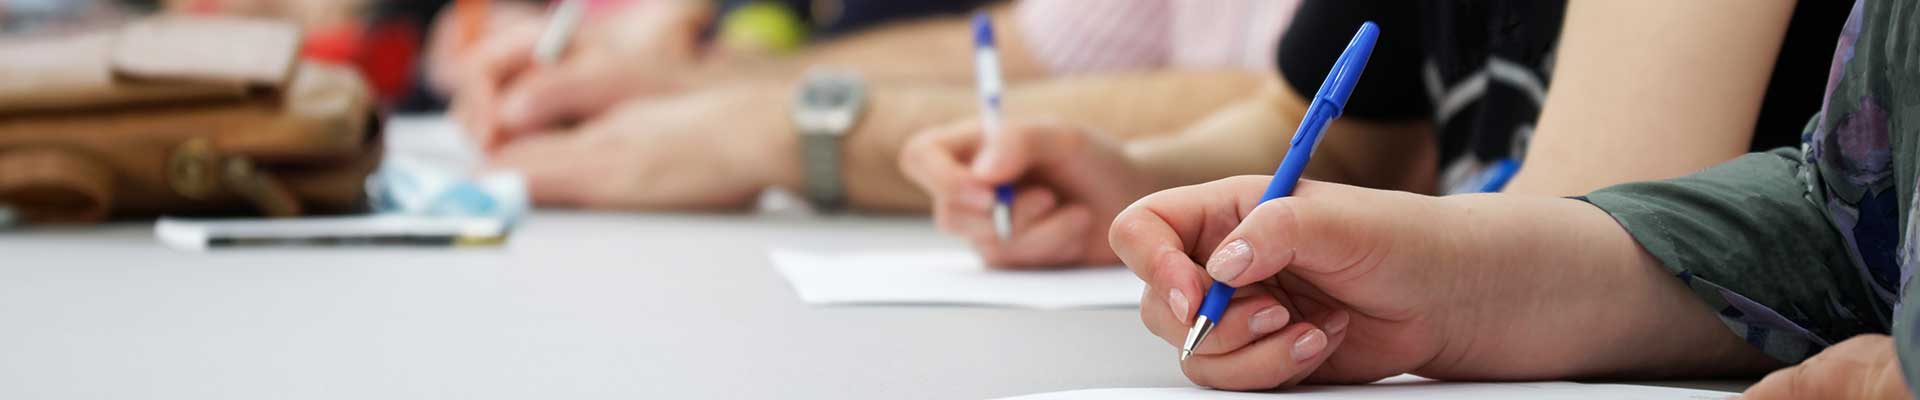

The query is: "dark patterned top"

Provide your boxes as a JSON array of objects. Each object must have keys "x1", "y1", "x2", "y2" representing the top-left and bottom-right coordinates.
[{"x1": 1278, "y1": 0, "x2": 1848, "y2": 194}]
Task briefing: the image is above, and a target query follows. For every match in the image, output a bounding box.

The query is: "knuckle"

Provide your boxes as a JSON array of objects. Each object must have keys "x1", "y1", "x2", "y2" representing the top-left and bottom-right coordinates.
[
  {"x1": 1181, "y1": 364, "x2": 1216, "y2": 389},
  {"x1": 942, "y1": 181, "x2": 975, "y2": 201},
  {"x1": 903, "y1": 130, "x2": 939, "y2": 149},
  {"x1": 898, "y1": 152, "x2": 930, "y2": 182},
  {"x1": 1048, "y1": 126, "x2": 1088, "y2": 149},
  {"x1": 1139, "y1": 294, "x2": 1158, "y2": 324},
  {"x1": 932, "y1": 207, "x2": 959, "y2": 232},
  {"x1": 1028, "y1": 188, "x2": 1059, "y2": 208},
  {"x1": 1787, "y1": 362, "x2": 1824, "y2": 399},
  {"x1": 1108, "y1": 208, "x2": 1147, "y2": 245},
  {"x1": 1209, "y1": 367, "x2": 1284, "y2": 391},
  {"x1": 976, "y1": 244, "x2": 1013, "y2": 266},
  {"x1": 1751, "y1": 368, "x2": 1791, "y2": 395}
]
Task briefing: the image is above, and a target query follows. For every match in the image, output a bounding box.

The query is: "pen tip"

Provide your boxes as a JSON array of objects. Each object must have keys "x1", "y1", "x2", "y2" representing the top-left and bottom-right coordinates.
[{"x1": 1181, "y1": 315, "x2": 1213, "y2": 362}]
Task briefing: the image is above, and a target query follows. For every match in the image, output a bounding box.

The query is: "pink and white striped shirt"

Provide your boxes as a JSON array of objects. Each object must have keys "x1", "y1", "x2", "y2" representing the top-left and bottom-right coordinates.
[{"x1": 1015, "y1": 0, "x2": 1301, "y2": 74}]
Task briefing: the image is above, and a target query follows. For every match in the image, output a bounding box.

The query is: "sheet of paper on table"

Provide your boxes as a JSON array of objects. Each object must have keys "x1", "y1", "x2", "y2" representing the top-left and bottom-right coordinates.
[
  {"x1": 994, "y1": 374, "x2": 1735, "y2": 400},
  {"x1": 385, "y1": 115, "x2": 484, "y2": 170},
  {"x1": 768, "y1": 249, "x2": 1144, "y2": 309}
]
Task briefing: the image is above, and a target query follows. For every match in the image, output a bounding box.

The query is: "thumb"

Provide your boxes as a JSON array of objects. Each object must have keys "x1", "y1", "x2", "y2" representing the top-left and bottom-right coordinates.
[
  {"x1": 1202, "y1": 180, "x2": 1388, "y2": 288},
  {"x1": 495, "y1": 64, "x2": 625, "y2": 138}
]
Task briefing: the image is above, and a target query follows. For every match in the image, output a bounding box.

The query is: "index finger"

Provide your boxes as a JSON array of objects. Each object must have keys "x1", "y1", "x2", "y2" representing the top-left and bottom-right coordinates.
[
  {"x1": 452, "y1": 22, "x2": 546, "y2": 147},
  {"x1": 1110, "y1": 176, "x2": 1272, "y2": 325},
  {"x1": 899, "y1": 120, "x2": 989, "y2": 200},
  {"x1": 1109, "y1": 176, "x2": 1272, "y2": 280}
]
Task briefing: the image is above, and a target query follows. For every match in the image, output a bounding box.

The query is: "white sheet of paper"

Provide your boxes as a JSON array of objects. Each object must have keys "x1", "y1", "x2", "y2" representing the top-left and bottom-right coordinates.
[
  {"x1": 995, "y1": 374, "x2": 1735, "y2": 400},
  {"x1": 385, "y1": 115, "x2": 484, "y2": 171},
  {"x1": 768, "y1": 249, "x2": 1144, "y2": 309}
]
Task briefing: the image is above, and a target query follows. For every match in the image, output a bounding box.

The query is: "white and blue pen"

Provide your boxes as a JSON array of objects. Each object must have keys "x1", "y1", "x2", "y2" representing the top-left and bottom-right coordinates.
[
  {"x1": 533, "y1": 0, "x2": 588, "y2": 65},
  {"x1": 972, "y1": 13, "x2": 1015, "y2": 241},
  {"x1": 1182, "y1": 21, "x2": 1379, "y2": 361}
]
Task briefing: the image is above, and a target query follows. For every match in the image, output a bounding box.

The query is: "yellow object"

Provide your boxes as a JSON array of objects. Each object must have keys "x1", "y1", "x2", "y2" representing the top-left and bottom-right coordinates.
[{"x1": 718, "y1": 1, "x2": 810, "y2": 54}]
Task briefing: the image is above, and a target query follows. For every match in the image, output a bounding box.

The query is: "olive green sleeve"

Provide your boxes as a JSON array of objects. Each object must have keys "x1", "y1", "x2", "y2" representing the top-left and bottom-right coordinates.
[{"x1": 1585, "y1": 148, "x2": 1884, "y2": 362}]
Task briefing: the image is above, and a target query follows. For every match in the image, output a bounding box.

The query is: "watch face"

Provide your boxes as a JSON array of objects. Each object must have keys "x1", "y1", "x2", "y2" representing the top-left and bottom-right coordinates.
[
  {"x1": 801, "y1": 79, "x2": 858, "y2": 109},
  {"x1": 795, "y1": 71, "x2": 866, "y2": 137}
]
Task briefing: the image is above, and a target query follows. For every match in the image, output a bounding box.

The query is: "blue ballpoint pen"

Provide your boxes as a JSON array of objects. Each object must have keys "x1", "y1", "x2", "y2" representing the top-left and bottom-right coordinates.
[
  {"x1": 1182, "y1": 21, "x2": 1380, "y2": 361},
  {"x1": 1476, "y1": 158, "x2": 1521, "y2": 193},
  {"x1": 972, "y1": 13, "x2": 1016, "y2": 241}
]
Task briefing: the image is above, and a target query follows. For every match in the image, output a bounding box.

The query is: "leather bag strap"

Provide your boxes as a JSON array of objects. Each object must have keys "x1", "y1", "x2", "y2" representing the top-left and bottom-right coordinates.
[{"x1": 0, "y1": 149, "x2": 115, "y2": 223}]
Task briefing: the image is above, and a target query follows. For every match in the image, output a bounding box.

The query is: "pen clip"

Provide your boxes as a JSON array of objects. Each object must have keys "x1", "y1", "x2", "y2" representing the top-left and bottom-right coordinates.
[{"x1": 1312, "y1": 21, "x2": 1380, "y2": 118}]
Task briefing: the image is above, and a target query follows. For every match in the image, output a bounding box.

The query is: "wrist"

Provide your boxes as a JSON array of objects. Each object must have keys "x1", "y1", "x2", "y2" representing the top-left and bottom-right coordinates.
[
  {"x1": 1434, "y1": 195, "x2": 1754, "y2": 379},
  {"x1": 733, "y1": 80, "x2": 806, "y2": 194},
  {"x1": 1396, "y1": 195, "x2": 1621, "y2": 379},
  {"x1": 1122, "y1": 137, "x2": 1194, "y2": 190},
  {"x1": 782, "y1": 70, "x2": 873, "y2": 210}
]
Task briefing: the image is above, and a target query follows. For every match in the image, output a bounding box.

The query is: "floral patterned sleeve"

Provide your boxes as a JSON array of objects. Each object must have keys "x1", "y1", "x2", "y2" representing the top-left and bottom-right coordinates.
[{"x1": 1584, "y1": 148, "x2": 1885, "y2": 364}]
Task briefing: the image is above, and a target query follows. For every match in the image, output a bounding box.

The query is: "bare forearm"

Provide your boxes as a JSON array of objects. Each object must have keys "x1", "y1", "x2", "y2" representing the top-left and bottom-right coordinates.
[
  {"x1": 1437, "y1": 195, "x2": 1779, "y2": 380},
  {"x1": 827, "y1": 70, "x2": 1269, "y2": 211},
  {"x1": 1508, "y1": 0, "x2": 1793, "y2": 196},
  {"x1": 1126, "y1": 79, "x2": 1438, "y2": 194}
]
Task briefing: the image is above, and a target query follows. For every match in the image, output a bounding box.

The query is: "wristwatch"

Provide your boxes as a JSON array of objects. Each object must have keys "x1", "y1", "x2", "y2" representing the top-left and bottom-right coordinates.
[{"x1": 790, "y1": 69, "x2": 868, "y2": 211}]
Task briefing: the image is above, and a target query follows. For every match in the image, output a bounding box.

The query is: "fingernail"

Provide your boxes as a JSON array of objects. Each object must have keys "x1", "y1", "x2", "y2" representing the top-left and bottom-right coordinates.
[
  {"x1": 1206, "y1": 239, "x2": 1253, "y2": 282},
  {"x1": 1249, "y1": 306, "x2": 1290, "y2": 335},
  {"x1": 1168, "y1": 288, "x2": 1191, "y2": 324},
  {"x1": 1324, "y1": 311, "x2": 1351, "y2": 335},
  {"x1": 1292, "y1": 329, "x2": 1327, "y2": 362}
]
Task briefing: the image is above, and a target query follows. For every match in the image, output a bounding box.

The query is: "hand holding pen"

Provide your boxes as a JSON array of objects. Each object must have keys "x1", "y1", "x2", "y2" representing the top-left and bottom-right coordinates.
[
  {"x1": 1106, "y1": 22, "x2": 1556, "y2": 392},
  {"x1": 1182, "y1": 21, "x2": 1379, "y2": 361},
  {"x1": 446, "y1": 0, "x2": 712, "y2": 149},
  {"x1": 899, "y1": 13, "x2": 1182, "y2": 268}
]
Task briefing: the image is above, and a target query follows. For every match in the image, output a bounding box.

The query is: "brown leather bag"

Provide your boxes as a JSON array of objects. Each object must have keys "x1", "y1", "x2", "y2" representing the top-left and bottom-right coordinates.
[{"x1": 0, "y1": 16, "x2": 384, "y2": 224}]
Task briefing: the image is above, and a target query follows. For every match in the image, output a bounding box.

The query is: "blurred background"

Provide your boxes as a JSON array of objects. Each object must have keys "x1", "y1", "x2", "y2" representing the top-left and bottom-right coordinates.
[
  {"x1": 5, "y1": 0, "x2": 462, "y2": 111},
  {"x1": 0, "y1": 0, "x2": 992, "y2": 111}
]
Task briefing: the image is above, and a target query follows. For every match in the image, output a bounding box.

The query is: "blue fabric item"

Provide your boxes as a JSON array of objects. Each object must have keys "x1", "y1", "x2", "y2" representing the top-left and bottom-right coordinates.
[{"x1": 366, "y1": 157, "x2": 529, "y2": 222}]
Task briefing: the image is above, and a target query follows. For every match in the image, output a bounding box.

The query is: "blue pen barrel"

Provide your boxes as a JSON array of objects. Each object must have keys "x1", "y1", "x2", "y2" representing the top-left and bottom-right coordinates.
[
  {"x1": 1199, "y1": 282, "x2": 1234, "y2": 319},
  {"x1": 994, "y1": 185, "x2": 1015, "y2": 205},
  {"x1": 1264, "y1": 106, "x2": 1339, "y2": 202},
  {"x1": 1190, "y1": 21, "x2": 1376, "y2": 343},
  {"x1": 1207, "y1": 108, "x2": 1331, "y2": 322}
]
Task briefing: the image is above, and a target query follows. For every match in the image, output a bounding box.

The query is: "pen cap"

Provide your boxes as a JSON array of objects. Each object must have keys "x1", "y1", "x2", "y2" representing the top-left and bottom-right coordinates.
[
  {"x1": 972, "y1": 13, "x2": 995, "y2": 47},
  {"x1": 971, "y1": 11, "x2": 1004, "y2": 123},
  {"x1": 1314, "y1": 21, "x2": 1379, "y2": 117}
]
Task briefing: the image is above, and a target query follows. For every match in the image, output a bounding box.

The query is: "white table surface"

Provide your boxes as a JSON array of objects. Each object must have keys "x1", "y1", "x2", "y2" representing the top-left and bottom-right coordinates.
[
  {"x1": 0, "y1": 211, "x2": 1186, "y2": 399},
  {"x1": 0, "y1": 211, "x2": 1751, "y2": 399}
]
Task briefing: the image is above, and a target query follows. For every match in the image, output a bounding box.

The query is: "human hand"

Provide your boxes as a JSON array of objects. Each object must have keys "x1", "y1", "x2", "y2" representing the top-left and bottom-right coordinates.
[
  {"x1": 424, "y1": 0, "x2": 543, "y2": 94},
  {"x1": 447, "y1": 0, "x2": 716, "y2": 149},
  {"x1": 900, "y1": 119, "x2": 1158, "y2": 269},
  {"x1": 484, "y1": 83, "x2": 797, "y2": 210},
  {"x1": 1110, "y1": 176, "x2": 1483, "y2": 390},
  {"x1": 1741, "y1": 334, "x2": 1911, "y2": 400}
]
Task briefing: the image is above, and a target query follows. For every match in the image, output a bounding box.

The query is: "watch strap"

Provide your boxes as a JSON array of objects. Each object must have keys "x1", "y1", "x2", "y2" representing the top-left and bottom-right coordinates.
[{"x1": 801, "y1": 130, "x2": 846, "y2": 211}]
